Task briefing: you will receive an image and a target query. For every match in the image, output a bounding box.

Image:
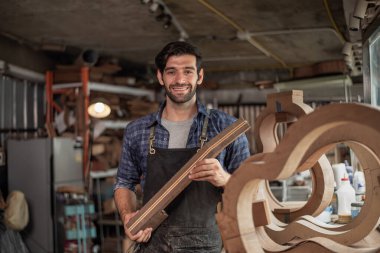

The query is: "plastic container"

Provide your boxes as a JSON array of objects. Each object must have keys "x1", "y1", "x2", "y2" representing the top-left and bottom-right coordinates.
[
  {"x1": 332, "y1": 163, "x2": 346, "y2": 189},
  {"x1": 353, "y1": 170, "x2": 366, "y2": 194},
  {"x1": 330, "y1": 192, "x2": 338, "y2": 214},
  {"x1": 336, "y1": 176, "x2": 356, "y2": 216},
  {"x1": 293, "y1": 172, "x2": 305, "y2": 186}
]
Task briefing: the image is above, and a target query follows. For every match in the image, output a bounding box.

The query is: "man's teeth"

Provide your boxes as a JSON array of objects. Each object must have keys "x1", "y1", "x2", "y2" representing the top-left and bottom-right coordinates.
[{"x1": 172, "y1": 87, "x2": 188, "y2": 90}]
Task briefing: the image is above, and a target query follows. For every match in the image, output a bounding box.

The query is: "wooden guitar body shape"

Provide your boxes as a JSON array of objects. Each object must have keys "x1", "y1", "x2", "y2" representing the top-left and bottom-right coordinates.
[
  {"x1": 253, "y1": 90, "x2": 334, "y2": 223},
  {"x1": 216, "y1": 102, "x2": 380, "y2": 252}
]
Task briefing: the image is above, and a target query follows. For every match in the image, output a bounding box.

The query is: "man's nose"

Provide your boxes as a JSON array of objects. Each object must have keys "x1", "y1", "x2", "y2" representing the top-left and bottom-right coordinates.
[{"x1": 175, "y1": 72, "x2": 186, "y2": 84}]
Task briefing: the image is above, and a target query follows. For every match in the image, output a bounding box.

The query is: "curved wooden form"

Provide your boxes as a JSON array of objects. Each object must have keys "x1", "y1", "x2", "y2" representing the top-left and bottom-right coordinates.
[
  {"x1": 126, "y1": 118, "x2": 250, "y2": 234},
  {"x1": 253, "y1": 90, "x2": 312, "y2": 153},
  {"x1": 256, "y1": 227, "x2": 380, "y2": 253},
  {"x1": 282, "y1": 141, "x2": 378, "y2": 233},
  {"x1": 253, "y1": 90, "x2": 333, "y2": 222},
  {"x1": 216, "y1": 103, "x2": 380, "y2": 252}
]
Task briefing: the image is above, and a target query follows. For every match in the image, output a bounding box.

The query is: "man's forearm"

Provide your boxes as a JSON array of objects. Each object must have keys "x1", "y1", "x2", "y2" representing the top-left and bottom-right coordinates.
[{"x1": 114, "y1": 188, "x2": 138, "y2": 222}]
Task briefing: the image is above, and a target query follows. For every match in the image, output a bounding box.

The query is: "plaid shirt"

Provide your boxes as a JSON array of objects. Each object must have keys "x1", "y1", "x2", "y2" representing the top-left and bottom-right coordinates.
[{"x1": 114, "y1": 99, "x2": 250, "y2": 192}]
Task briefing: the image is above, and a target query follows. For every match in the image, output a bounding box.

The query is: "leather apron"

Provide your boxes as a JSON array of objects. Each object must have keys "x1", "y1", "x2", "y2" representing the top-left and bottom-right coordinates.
[{"x1": 138, "y1": 116, "x2": 223, "y2": 253}]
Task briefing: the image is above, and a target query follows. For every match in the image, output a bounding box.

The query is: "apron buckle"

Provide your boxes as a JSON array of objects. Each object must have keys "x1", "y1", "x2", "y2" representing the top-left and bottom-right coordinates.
[
  {"x1": 199, "y1": 136, "x2": 207, "y2": 149},
  {"x1": 149, "y1": 136, "x2": 156, "y2": 154}
]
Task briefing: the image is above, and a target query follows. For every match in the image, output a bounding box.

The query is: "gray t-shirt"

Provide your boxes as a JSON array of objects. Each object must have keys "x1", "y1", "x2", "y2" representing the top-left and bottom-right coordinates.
[{"x1": 161, "y1": 117, "x2": 194, "y2": 148}]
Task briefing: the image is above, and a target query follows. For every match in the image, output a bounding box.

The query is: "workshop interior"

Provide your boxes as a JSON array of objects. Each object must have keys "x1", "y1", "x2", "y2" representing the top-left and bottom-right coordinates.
[{"x1": 0, "y1": 0, "x2": 380, "y2": 252}]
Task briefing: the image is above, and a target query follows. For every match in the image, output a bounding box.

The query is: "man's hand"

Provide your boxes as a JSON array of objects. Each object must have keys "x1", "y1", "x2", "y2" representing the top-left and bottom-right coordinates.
[
  {"x1": 189, "y1": 158, "x2": 231, "y2": 187},
  {"x1": 122, "y1": 211, "x2": 153, "y2": 243}
]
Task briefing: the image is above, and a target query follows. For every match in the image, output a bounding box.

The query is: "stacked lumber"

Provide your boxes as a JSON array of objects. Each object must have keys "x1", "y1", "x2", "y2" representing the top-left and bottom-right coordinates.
[
  {"x1": 53, "y1": 61, "x2": 138, "y2": 87},
  {"x1": 91, "y1": 136, "x2": 122, "y2": 171},
  {"x1": 53, "y1": 63, "x2": 122, "y2": 83},
  {"x1": 126, "y1": 98, "x2": 159, "y2": 119},
  {"x1": 293, "y1": 60, "x2": 347, "y2": 79},
  {"x1": 216, "y1": 91, "x2": 380, "y2": 252}
]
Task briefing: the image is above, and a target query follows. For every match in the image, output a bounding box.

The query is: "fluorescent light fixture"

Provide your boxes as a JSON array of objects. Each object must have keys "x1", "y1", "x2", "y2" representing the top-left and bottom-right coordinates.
[
  {"x1": 149, "y1": 2, "x2": 159, "y2": 13},
  {"x1": 350, "y1": 66, "x2": 362, "y2": 76},
  {"x1": 349, "y1": 14, "x2": 361, "y2": 31},
  {"x1": 274, "y1": 75, "x2": 352, "y2": 91},
  {"x1": 342, "y1": 42, "x2": 353, "y2": 56},
  {"x1": 1, "y1": 61, "x2": 45, "y2": 82},
  {"x1": 40, "y1": 42, "x2": 66, "y2": 52},
  {"x1": 353, "y1": 0, "x2": 369, "y2": 19},
  {"x1": 88, "y1": 99, "x2": 111, "y2": 118}
]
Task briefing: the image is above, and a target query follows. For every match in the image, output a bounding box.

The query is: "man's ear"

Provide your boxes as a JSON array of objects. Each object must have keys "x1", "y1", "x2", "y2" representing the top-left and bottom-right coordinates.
[
  {"x1": 157, "y1": 70, "x2": 164, "y2": 86},
  {"x1": 196, "y1": 68, "x2": 204, "y2": 85}
]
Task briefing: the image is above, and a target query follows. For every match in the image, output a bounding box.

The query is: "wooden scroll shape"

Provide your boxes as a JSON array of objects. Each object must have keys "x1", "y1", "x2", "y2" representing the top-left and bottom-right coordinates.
[
  {"x1": 216, "y1": 103, "x2": 380, "y2": 252},
  {"x1": 253, "y1": 90, "x2": 334, "y2": 223},
  {"x1": 127, "y1": 118, "x2": 250, "y2": 235},
  {"x1": 263, "y1": 140, "x2": 380, "y2": 246}
]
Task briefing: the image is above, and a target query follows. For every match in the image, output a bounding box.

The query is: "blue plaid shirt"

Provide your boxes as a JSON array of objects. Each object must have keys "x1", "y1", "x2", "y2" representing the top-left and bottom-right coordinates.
[{"x1": 114, "y1": 99, "x2": 250, "y2": 192}]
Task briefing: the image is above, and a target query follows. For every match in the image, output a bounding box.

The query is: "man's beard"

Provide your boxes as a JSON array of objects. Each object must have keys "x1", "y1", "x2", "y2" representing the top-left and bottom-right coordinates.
[{"x1": 164, "y1": 83, "x2": 197, "y2": 103}]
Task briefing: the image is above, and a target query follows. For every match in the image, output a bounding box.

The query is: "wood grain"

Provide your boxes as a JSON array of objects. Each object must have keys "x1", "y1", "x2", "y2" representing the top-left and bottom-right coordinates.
[{"x1": 217, "y1": 102, "x2": 380, "y2": 252}]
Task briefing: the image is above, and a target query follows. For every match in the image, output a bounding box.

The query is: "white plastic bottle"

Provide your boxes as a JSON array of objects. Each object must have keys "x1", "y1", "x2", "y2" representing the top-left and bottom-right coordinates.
[
  {"x1": 353, "y1": 169, "x2": 366, "y2": 195},
  {"x1": 336, "y1": 176, "x2": 356, "y2": 218},
  {"x1": 332, "y1": 163, "x2": 346, "y2": 189}
]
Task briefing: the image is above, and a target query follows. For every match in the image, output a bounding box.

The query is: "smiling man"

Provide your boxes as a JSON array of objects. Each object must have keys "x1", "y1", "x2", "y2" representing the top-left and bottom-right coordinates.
[{"x1": 114, "y1": 41, "x2": 250, "y2": 253}]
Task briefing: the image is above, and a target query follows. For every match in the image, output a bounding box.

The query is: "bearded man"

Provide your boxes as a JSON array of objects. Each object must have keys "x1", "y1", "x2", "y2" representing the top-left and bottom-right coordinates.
[{"x1": 114, "y1": 41, "x2": 250, "y2": 253}]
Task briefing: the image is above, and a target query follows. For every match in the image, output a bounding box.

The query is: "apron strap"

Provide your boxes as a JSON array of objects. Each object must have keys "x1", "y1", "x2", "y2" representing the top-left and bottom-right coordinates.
[
  {"x1": 149, "y1": 126, "x2": 156, "y2": 154},
  {"x1": 199, "y1": 109, "x2": 210, "y2": 149}
]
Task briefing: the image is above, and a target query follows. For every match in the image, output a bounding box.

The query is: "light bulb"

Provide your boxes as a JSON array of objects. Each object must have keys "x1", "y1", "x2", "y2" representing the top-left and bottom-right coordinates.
[
  {"x1": 88, "y1": 100, "x2": 111, "y2": 118},
  {"x1": 94, "y1": 102, "x2": 105, "y2": 113}
]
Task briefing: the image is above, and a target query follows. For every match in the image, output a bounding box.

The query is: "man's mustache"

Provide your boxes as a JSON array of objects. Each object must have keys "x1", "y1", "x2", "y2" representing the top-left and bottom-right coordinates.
[{"x1": 170, "y1": 83, "x2": 191, "y2": 88}]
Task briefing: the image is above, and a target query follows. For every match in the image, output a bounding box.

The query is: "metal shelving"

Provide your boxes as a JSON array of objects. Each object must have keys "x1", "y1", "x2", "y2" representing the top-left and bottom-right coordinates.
[
  {"x1": 90, "y1": 169, "x2": 123, "y2": 253},
  {"x1": 46, "y1": 67, "x2": 155, "y2": 182},
  {"x1": 45, "y1": 67, "x2": 154, "y2": 253}
]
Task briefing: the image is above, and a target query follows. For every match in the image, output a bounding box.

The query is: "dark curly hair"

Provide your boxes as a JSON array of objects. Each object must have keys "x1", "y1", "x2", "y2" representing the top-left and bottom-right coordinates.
[{"x1": 155, "y1": 41, "x2": 202, "y2": 74}]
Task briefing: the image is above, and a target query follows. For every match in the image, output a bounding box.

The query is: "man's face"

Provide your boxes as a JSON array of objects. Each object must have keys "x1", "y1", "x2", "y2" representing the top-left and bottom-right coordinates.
[{"x1": 157, "y1": 54, "x2": 203, "y2": 104}]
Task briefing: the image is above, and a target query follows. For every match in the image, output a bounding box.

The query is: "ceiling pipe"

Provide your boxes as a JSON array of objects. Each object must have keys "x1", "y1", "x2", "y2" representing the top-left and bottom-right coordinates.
[
  {"x1": 154, "y1": 0, "x2": 189, "y2": 40},
  {"x1": 197, "y1": 0, "x2": 289, "y2": 69},
  {"x1": 52, "y1": 82, "x2": 155, "y2": 101},
  {"x1": 237, "y1": 27, "x2": 345, "y2": 45},
  {"x1": 202, "y1": 55, "x2": 268, "y2": 62},
  {"x1": 274, "y1": 75, "x2": 353, "y2": 91}
]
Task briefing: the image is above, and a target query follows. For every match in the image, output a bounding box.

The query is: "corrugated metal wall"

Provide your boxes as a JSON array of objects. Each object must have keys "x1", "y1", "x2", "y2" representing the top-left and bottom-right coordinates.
[
  {"x1": 0, "y1": 74, "x2": 45, "y2": 146},
  {"x1": 218, "y1": 104, "x2": 266, "y2": 154}
]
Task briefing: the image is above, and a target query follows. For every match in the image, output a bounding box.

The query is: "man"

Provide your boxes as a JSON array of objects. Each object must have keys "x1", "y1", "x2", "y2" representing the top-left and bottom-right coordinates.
[{"x1": 114, "y1": 41, "x2": 250, "y2": 252}]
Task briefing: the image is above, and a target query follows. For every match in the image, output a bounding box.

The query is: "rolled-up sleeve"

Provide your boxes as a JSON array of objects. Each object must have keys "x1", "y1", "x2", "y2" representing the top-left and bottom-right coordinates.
[
  {"x1": 208, "y1": 111, "x2": 251, "y2": 174},
  {"x1": 114, "y1": 125, "x2": 141, "y2": 192},
  {"x1": 225, "y1": 133, "x2": 250, "y2": 173}
]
